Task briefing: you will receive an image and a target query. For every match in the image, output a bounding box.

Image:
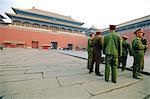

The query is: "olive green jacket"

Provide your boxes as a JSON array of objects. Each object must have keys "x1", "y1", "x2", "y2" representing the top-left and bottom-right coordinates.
[
  {"x1": 141, "y1": 37, "x2": 148, "y2": 53},
  {"x1": 87, "y1": 38, "x2": 93, "y2": 53},
  {"x1": 103, "y1": 31, "x2": 122, "y2": 56},
  {"x1": 122, "y1": 40, "x2": 132, "y2": 56},
  {"x1": 132, "y1": 36, "x2": 147, "y2": 56},
  {"x1": 92, "y1": 36, "x2": 103, "y2": 50}
]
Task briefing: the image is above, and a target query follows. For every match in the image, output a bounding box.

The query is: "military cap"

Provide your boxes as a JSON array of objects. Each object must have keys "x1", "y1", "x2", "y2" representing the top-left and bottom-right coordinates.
[
  {"x1": 122, "y1": 35, "x2": 128, "y2": 39},
  {"x1": 134, "y1": 28, "x2": 144, "y2": 34},
  {"x1": 96, "y1": 32, "x2": 101, "y2": 35},
  {"x1": 96, "y1": 29, "x2": 101, "y2": 35},
  {"x1": 109, "y1": 25, "x2": 116, "y2": 30}
]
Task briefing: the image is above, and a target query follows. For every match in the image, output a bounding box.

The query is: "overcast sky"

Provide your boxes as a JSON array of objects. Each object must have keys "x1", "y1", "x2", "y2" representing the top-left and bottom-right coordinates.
[{"x1": 0, "y1": 0, "x2": 150, "y2": 29}]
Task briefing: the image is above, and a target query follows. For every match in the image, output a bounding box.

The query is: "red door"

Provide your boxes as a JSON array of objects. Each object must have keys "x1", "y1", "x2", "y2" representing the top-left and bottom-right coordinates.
[{"x1": 32, "y1": 41, "x2": 39, "y2": 48}]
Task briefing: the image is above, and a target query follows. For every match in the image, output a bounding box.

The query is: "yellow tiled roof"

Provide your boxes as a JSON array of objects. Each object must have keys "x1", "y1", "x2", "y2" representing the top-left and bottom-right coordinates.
[
  {"x1": 0, "y1": 14, "x2": 5, "y2": 19},
  {"x1": 116, "y1": 15, "x2": 150, "y2": 28},
  {"x1": 13, "y1": 7, "x2": 83, "y2": 24},
  {"x1": 6, "y1": 13, "x2": 83, "y2": 29}
]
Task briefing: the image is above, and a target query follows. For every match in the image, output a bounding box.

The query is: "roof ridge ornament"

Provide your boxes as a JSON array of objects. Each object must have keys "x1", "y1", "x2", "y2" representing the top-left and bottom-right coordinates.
[{"x1": 32, "y1": 6, "x2": 35, "y2": 9}]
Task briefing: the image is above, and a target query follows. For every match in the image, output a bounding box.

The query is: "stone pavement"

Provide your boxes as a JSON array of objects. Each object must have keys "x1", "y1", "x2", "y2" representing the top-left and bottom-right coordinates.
[{"x1": 0, "y1": 48, "x2": 149, "y2": 99}]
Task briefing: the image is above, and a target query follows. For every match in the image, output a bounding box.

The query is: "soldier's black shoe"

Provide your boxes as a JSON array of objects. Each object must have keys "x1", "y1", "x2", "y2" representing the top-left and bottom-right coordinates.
[
  {"x1": 117, "y1": 65, "x2": 121, "y2": 69},
  {"x1": 130, "y1": 66, "x2": 133, "y2": 68},
  {"x1": 95, "y1": 73, "x2": 103, "y2": 76},
  {"x1": 89, "y1": 70, "x2": 93, "y2": 73},
  {"x1": 121, "y1": 69, "x2": 125, "y2": 72},
  {"x1": 112, "y1": 81, "x2": 117, "y2": 83},
  {"x1": 105, "y1": 80, "x2": 109, "y2": 82},
  {"x1": 0, "y1": 96, "x2": 3, "y2": 99}
]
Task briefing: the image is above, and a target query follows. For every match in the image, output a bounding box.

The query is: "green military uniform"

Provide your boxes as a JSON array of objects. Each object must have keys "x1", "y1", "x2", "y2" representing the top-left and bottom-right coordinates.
[
  {"x1": 121, "y1": 40, "x2": 132, "y2": 71},
  {"x1": 103, "y1": 31, "x2": 122, "y2": 83},
  {"x1": 132, "y1": 36, "x2": 147, "y2": 78},
  {"x1": 87, "y1": 38, "x2": 93, "y2": 69},
  {"x1": 141, "y1": 37, "x2": 148, "y2": 70},
  {"x1": 89, "y1": 35, "x2": 103, "y2": 75}
]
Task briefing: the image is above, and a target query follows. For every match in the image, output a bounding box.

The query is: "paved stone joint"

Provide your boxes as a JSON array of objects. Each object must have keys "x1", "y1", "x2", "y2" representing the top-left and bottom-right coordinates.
[{"x1": 0, "y1": 48, "x2": 149, "y2": 99}]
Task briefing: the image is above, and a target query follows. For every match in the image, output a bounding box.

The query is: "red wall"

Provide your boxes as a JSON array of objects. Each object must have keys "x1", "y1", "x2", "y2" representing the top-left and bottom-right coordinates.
[
  {"x1": 0, "y1": 27, "x2": 88, "y2": 49},
  {"x1": 0, "y1": 27, "x2": 149, "y2": 51}
]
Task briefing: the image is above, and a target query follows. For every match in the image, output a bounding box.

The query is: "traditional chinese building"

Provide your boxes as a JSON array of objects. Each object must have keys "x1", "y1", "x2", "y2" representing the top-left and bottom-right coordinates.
[
  {"x1": 85, "y1": 25, "x2": 99, "y2": 36},
  {"x1": 1, "y1": 7, "x2": 149, "y2": 51},
  {"x1": 0, "y1": 14, "x2": 5, "y2": 24},
  {"x1": 102, "y1": 15, "x2": 150, "y2": 51},
  {"x1": 0, "y1": 7, "x2": 87, "y2": 49}
]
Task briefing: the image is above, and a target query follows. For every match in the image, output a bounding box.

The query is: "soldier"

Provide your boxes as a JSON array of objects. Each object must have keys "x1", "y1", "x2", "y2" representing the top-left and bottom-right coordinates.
[
  {"x1": 132, "y1": 29, "x2": 148, "y2": 79},
  {"x1": 89, "y1": 31, "x2": 103, "y2": 76},
  {"x1": 130, "y1": 33, "x2": 148, "y2": 70},
  {"x1": 119, "y1": 35, "x2": 132, "y2": 71},
  {"x1": 87, "y1": 33, "x2": 95, "y2": 69},
  {"x1": 103, "y1": 25, "x2": 122, "y2": 83}
]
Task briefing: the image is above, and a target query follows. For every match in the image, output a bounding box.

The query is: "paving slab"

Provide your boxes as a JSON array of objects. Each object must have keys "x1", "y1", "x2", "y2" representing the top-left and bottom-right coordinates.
[
  {"x1": 130, "y1": 77, "x2": 150, "y2": 96},
  {"x1": 24, "y1": 68, "x2": 51, "y2": 74},
  {"x1": 0, "y1": 68, "x2": 20, "y2": 71},
  {"x1": 0, "y1": 73, "x2": 42, "y2": 83},
  {"x1": 3, "y1": 84, "x2": 91, "y2": 99},
  {"x1": 0, "y1": 70, "x2": 26, "y2": 76},
  {"x1": 47, "y1": 65, "x2": 85, "y2": 71},
  {"x1": 90, "y1": 85, "x2": 145, "y2": 99},
  {"x1": 81, "y1": 71, "x2": 141, "y2": 96},
  {"x1": 0, "y1": 84, "x2": 2, "y2": 96},
  {"x1": 44, "y1": 69, "x2": 88, "y2": 78},
  {"x1": 57, "y1": 73, "x2": 101, "y2": 86},
  {"x1": 90, "y1": 76, "x2": 150, "y2": 99},
  {"x1": 1, "y1": 78, "x2": 59, "y2": 96},
  {"x1": 25, "y1": 65, "x2": 85, "y2": 74},
  {"x1": 43, "y1": 84, "x2": 91, "y2": 99},
  {"x1": 0, "y1": 65, "x2": 18, "y2": 69}
]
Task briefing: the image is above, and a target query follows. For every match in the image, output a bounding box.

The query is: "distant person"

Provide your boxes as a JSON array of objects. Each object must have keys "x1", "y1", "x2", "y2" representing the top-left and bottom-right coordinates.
[
  {"x1": 103, "y1": 25, "x2": 122, "y2": 83},
  {"x1": 132, "y1": 29, "x2": 148, "y2": 79},
  {"x1": 119, "y1": 35, "x2": 132, "y2": 71},
  {"x1": 89, "y1": 31, "x2": 103, "y2": 76},
  {"x1": 87, "y1": 33, "x2": 95, "y2": 69},
  {"x1": 0, "y1": 45, "x2": 3, "y2": 50}
]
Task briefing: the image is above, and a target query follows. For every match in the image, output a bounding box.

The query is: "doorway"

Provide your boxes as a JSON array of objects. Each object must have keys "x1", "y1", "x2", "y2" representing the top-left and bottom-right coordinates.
[
  {"x1": 32, "y1": 41, "x2": 39, "y2": 48},
  {"x1": 68, "y1": 44, "x2": 73, "y2": 50},
  {"x1": 51, "y1": 42, "x2": 58, "y2": 49}
]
